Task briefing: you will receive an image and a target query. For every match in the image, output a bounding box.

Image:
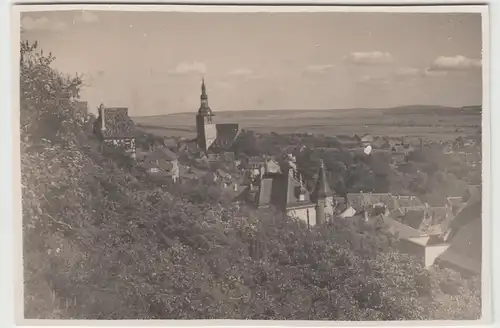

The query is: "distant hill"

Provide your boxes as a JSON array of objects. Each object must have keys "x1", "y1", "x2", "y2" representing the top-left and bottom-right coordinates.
[
  {"x1": 132, "y1": 105, "x2": 481, "y2": 139},
  {"x1": 133, "y1": 105, "x2": 480, "y2": 120}
]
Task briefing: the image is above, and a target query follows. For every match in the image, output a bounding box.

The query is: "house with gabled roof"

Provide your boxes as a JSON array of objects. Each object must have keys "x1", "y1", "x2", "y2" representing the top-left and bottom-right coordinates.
[
  {"x1": 360, "y1": 133, "x2": 374, "y2": 147},
  {"x1": 244, "y1": 159, "x2": 334, "y2": 227},
  {"x1": 93, "y1": 104, "x2": 138, "y2": 159},
  {"x1": 380, "y1": 193, "x2": 481, "y2": 275},
  {"x1": 137, "y1": 146, "x2": 179, "y2": 182}
]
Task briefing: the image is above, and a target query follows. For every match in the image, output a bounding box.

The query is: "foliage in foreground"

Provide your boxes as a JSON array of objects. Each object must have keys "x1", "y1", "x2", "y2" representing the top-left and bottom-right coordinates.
[{"x1": 21, "y1": 41, "x2": 481, "y2": 320}]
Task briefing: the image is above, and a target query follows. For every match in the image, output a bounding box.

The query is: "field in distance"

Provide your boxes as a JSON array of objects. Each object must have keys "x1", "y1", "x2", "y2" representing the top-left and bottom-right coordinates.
[{"x1": 132, "y1": 105, "x2": 481, "y2": 140}]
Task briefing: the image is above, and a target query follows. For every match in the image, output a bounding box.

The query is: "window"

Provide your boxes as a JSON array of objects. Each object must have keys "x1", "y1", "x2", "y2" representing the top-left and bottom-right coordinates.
[{"x1": 150, "y1": 167, "x2": 159, "y2": 173}]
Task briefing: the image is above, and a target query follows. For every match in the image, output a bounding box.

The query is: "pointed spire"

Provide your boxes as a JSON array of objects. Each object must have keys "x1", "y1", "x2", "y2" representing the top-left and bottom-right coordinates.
[
  {"x1": 198, "y1": 77, "x2": 212, "y2": 115},
  {"x1": 201, "y1": 77, "x2": 207, "y2": 97},
  {"x1": 311, "y1": 158, "x2": 333, "y2": 202}
]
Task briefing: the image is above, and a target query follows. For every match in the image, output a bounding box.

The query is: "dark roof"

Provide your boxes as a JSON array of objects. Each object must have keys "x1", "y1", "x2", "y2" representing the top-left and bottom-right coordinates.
[
  {"x1": 95, "y1": 107, "x2": 137, "y2": 138},
  {"x1": 233, "y1": 186, "x2": 252, "y2": 203},
  {"x1": 310, "y1": 160, "x2": 333, "y2": 202},
  {"x1": 438, "y1": 206, "x2": 481, "y2": 274},
  {"x1": 446, "y1": 200, "x2": 481, "y2": 242},
  {"x1": 402, "y1": 210, "x2": 426, "y2": 229},
  {"x1": 258, "y1": 177, "x2": 274, "y2": 208},
  {"x1": 257, "y1": 172, "x2": 312, "y2": 210},
  {"x1": 209, "y1": 123, "x2": 240, "y2": 150}
]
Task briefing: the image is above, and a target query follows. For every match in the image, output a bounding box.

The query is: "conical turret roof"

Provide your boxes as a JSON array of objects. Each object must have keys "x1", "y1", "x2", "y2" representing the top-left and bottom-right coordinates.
[{"x1": 310, "y1": 159, "x2": 333, "y2": 201}]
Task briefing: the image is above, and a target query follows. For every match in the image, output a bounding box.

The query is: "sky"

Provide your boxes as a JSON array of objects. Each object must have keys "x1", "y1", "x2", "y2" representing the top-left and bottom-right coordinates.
[{"x1": 20, "y1": 9, "x2": 483, "y2": 116}]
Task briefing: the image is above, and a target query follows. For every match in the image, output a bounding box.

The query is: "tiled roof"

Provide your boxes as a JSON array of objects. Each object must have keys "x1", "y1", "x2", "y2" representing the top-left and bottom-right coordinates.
[
  {"x1": 345, "y1": 193, "x2": 394, "y2": 212},
  {"x1": 95, "y1": 107, "x2": 137, "y2": 139},
  {"x1": 383, "y1": 216, "x2": 426, "y2": 239}
]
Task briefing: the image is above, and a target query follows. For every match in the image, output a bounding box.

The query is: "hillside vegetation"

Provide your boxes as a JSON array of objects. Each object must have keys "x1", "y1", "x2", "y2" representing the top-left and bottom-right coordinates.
[{"x1": 21, "y1": 41, "x2": 481, "y2": 320}]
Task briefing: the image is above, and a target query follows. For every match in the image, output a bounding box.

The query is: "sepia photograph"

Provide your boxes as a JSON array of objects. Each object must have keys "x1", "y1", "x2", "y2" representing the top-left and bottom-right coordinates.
[{"x1": 13, "y1": 4, "x2": 489, "y2": 323}]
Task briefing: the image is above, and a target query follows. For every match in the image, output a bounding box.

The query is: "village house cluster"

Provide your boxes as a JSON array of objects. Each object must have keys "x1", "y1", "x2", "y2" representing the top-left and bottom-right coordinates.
[{"x1": 90, "y1": 79, "x2": 481, "y2": 277}]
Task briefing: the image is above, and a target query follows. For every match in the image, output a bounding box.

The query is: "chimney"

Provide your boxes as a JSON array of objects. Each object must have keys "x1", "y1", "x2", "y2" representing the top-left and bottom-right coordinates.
[{"x1": 99, "y1": 104, "x2": 106, "y2": 131}]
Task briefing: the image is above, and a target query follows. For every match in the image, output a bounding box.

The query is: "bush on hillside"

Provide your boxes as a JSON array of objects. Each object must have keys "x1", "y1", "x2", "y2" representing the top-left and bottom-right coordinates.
[{"x1": 21, "y1": 41, "x2": 481, "y2": 320}]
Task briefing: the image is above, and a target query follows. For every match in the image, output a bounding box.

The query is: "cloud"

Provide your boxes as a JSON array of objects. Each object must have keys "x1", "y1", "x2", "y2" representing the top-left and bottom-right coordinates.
[
  {"x1": 169, "y1": 61, "x2": 207, "y2": 75},
  {"x1": 304, "y1": 64, "x2": 335, "y2": 74},
  {"x1": 74, "y1": 11, "x2": 99, "y2": 24},
  {"x1": 430, "y1": 55, "x2": 481, "y2": 71},
  {"x1": 345, "y1": 51, "x2": 393, "y2": 65},
  {"x1": 21, "y1": 16, "x2": 66, "y2": 32},
  {"x1": 228, "y1": 68, "x2": 254, "y2": 76}
]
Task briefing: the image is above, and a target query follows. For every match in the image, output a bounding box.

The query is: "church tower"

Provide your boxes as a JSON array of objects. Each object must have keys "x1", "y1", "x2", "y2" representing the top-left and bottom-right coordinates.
[
  {"x1": 196, "y1": 78, "x2": 217, "y2": 151},
  {"x1": 310, "y1": 159, "x2": 334, "y2": 225}
]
